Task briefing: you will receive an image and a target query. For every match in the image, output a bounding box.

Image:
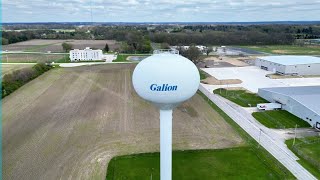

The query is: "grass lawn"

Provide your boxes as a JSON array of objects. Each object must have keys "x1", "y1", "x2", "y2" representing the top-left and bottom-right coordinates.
[
  {"x1": 240, "y1": 45, "x2": 320, "y2": 55},
  {"x1": 113, "y1": 54, "x2": 150, "y2": 62},
  {"x1": 54, "y1": 55, "x2": 70, "y2": 63},
  {"x1": 252, "y1": 110, "x2": 311, "y2": 129},
  {"x1": 199, "y1": 69, "x2": 210, "y2": 80},
  {"x1": 286, "y1": 137, "x2": 320, "y2": 178},
  {"x1": 113, "y1": 55, "x2": 129, "y2": 62},
  {"x1": 107, "y1": 147, "x2": 285, "y2": 180},
  {"x1": 213, "y1": 88, "x2": 268, "y2": 107}
]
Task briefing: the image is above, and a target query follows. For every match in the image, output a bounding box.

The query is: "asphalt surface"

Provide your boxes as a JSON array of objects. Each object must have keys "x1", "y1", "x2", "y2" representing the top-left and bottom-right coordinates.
[{"x1": 199, "y1": 84, "x2": 317, "y2": 180}]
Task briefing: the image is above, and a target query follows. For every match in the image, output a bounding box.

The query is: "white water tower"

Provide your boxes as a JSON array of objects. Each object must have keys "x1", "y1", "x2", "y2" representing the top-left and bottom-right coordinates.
[{"x1": 132, "y1": 50, "x2": 200, "y2": 180}]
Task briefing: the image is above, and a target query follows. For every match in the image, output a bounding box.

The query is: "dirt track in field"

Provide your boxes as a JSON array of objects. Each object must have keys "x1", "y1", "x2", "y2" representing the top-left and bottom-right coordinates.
[{"x1": 3, "y1": 64, "x2": 244, "y2": 180}]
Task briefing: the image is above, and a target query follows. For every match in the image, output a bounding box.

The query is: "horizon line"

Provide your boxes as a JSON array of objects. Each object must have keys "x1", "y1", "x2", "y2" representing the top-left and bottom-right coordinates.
[{"x1": 3, "y1": 20, "x2": 320, "y2": 24}]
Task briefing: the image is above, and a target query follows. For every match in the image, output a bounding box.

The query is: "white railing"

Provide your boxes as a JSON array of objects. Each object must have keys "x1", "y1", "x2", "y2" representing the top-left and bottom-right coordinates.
[{"x1": 153, "y1": 49, "x2": 179, "y2": 55}]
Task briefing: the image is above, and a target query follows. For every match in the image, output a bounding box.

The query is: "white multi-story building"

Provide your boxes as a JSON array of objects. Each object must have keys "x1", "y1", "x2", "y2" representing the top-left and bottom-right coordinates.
[{"x1": 70, "y1": 47, "x2": 103, "y2": 61}]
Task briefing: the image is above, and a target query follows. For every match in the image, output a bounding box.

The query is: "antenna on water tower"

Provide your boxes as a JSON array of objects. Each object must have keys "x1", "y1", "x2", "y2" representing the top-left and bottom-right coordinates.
[{"x1": 132, "y1": 50, "x2": 200, "y2": 180}]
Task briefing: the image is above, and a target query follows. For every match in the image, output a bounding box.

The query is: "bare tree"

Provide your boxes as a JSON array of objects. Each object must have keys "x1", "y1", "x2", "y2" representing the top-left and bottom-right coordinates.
[{"x1": 180, "y1": 46, "x2": 202, "y2": 65}]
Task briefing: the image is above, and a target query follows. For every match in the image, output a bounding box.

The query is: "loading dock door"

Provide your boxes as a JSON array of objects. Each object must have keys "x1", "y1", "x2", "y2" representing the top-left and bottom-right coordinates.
[{"x1": 316, "y1": 122, "x2": 320, "y2": 130}]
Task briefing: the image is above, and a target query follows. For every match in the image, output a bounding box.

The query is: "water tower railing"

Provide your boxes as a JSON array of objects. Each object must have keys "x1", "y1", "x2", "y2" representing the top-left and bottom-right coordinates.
[{"x1": 153, "y1": 49, "x2": 179, "y2": 55}]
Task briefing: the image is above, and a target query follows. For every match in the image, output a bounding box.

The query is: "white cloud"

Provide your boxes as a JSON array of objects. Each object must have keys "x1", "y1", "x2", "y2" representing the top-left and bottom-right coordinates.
[{"x1": 3, "y1": 0, "x2": 320, "y2": 22}]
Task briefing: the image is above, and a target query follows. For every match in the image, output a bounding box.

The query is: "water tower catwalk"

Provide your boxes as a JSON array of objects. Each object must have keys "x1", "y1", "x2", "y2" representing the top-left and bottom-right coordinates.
[{"x1": 132, "y1": 50, "x2": 200, "y2": 180}]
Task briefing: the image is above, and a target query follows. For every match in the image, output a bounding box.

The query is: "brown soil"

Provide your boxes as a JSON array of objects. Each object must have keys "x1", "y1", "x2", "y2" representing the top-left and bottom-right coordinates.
[
  {"x1": 272, "y1": 50, "x2": 289, "y2": 54},
  {"x1": 204, "y1": 56, "x2": 250, "y2": 67},
  {"x1": 201, "y1": 76, "x2": 242, "y2": 85},
  {"x1": 3, "y1": 64, "x2": 244, "y2": 180},
  {"x1": 267, "y1": 74, "x2": 320, "y2": 79},
  {"x1": 2, "y1": 53, "x2": 66, "y2": 63},
  {"x1": 3, "y1": 39, "x2": 119, "y2": 53}
]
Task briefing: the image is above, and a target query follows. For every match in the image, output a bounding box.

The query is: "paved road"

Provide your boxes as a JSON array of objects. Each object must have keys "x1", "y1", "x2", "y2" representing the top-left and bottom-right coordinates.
[{"x1": 199, "y1": 84, "x2": 316, "y2": 180}]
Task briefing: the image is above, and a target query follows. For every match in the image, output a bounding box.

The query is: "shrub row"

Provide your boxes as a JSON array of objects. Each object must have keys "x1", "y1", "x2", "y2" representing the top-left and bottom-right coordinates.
[{"x1": 2, "y1": 63, "x2": 52, "y2": 98}]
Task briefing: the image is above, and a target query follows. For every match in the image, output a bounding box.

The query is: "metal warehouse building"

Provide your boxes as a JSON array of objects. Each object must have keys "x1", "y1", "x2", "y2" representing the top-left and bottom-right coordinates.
[
  {"x1": 258, "y1": 86, "x2": 320, "y2": 130},
  {"x1": 255, "y1": 56, "x2": 320, "y2": 75}
]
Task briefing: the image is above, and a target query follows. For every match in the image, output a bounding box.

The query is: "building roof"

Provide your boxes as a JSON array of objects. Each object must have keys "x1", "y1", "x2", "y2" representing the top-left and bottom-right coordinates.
[
  {"x1": 258, "y1": 56, "x2": 320, "y2": 65},
  {"x1": 260, "y1": 86, "x2": 320, "y2": 114}
]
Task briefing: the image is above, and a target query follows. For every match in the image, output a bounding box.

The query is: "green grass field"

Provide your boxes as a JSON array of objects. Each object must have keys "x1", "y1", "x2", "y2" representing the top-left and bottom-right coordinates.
[
  {"x1": 106, "y1": 147, "x2": 286, "y2": 180},
  {"x1": 286, "y1": 137, "x2": 320, "y2": 178},
  {"x1": 252, "y1": 110, "x2": 311, "y2": 129},
  {"x1": 113, "y1": 54, "x2": 149, "y2": 62},
  {"x1": 213, "y1": 88, "x2": 268, "y2": 107},
  {"x1": 113, "y1": 55, "x2": 129, "y2": 62},
  {"x1": 240, "y1": 45, "x2": 320, "y2": 55},
  {"x1": 199, "y1": 69, "x2": 210, "y2": 80}
]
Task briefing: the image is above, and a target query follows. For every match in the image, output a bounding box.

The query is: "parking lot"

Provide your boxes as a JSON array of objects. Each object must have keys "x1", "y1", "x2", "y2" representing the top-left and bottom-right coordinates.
[{"x1": 202, "y1": 66, "x2": 320, "y2": 93}]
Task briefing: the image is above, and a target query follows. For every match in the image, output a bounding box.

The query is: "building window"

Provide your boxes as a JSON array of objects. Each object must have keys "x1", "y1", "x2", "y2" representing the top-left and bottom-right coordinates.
[{"x1": 308, "y1": 66, "x2": 311, "y2": 67}]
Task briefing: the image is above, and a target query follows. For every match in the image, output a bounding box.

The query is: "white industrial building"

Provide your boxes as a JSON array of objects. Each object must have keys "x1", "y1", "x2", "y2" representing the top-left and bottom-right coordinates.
[
  {"x1": 70, "y1": 47, "x2": 103, "y2": 61},
  {"x1": 258, "y1": 86, "x2": 320, "y2": 130},
  {"x1": 255, "y1": 56, "x2": 320, "y2": 75}
]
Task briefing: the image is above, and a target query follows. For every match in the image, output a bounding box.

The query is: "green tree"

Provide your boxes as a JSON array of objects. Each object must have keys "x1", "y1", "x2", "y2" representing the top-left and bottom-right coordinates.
[
  {"x1": 160, "y1": 42, "x2": 170, "y2": 49},
  {"x1": 62, "y1": 42, "x2": 73, "y2": 52},
  {"x1": 180, "y1": 46, "x2": 202, "y2": 64},
  {"x1": 205, "y1": 47, "x2": 213, "y2": 56},
  {"x1": 104, "y1": 43, "x2": 109, "y2": 52},
  {"x1": 2, "y1": 38, "x2": 9, "y2": 45}
]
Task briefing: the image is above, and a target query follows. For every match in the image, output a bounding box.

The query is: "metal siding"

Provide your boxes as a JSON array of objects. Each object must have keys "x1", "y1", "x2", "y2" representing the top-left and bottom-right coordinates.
[{"x1": 258, "y1": 87, "x2": 320, "y2": 128}]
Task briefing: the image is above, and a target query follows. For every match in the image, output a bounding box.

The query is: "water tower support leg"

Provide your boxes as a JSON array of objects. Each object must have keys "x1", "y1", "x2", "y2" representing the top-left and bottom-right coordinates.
[{"x1": 160, "y1": 109, "x2": 172, "y2": 180}]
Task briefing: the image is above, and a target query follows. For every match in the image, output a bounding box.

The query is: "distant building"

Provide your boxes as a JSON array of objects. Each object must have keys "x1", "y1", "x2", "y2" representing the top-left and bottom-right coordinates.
[
  {"x1": 255, "y1": 56, "x2": 320, "y2": 75},
  {"x1": 170, "y1": 45, "x2": 207, "y2": 54},
  {"x1": 258, "y1": 86, "x2": 320, "y2": 130},
  {"x1": 70, "y1": 47, "x2": 103, "y2": 61}
]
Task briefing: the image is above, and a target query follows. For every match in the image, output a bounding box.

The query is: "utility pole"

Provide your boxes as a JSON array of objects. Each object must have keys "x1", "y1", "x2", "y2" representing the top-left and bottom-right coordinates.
[
  {"x1": 293, "y1": 124, "x2": 298, "y2": 146},
  {"x1": 150, "y1": 168, "x2": 153, "y2": 180}
]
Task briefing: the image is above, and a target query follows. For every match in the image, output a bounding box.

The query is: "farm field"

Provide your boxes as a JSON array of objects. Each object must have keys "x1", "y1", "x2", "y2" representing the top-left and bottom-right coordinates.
[
  {"x1": 3, "y1": 64, "x2": 245, "y2": 180},
  {"x1": 2, "y1": 64, "x2": 34, "y2": 76},
  {"x1": 2, "y1": 53, "x2": 68, "y2": 63},
  {"x1": 240, "y1": 45, "x2": 320, "y2": 55},
  {"x1": 107, "y1": 147, "x2": 285, "y2": 180},
  {"x1": 286, "y1": 137, "x2": 320, "y2": 178},
  {"x1": 2, "y1": 39, "x2": 119, "y2": 52},
  {"x1": 213, "y1": 88, "x2": 268, "y2": 107},
  {"x1": 252, "y1": 110, "x2": 311, "y2": 129}
]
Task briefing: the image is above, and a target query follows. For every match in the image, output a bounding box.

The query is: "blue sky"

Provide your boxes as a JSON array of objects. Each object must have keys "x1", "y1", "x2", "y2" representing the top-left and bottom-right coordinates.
[{"x1": 3, "y1": 0, "x2": 320, "y2": 22}]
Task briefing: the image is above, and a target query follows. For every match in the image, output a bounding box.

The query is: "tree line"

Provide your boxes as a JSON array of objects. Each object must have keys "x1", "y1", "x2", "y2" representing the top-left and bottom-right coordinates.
[
  {"x1": 3, "y1": 24, "x2": 320, "y2": 46},
  {"x1": 149, "y1": 31, "x2": 294, "y2": 45},
  {"x1": 2, "y1": 63, "x2": 52, "y2": 98}
]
